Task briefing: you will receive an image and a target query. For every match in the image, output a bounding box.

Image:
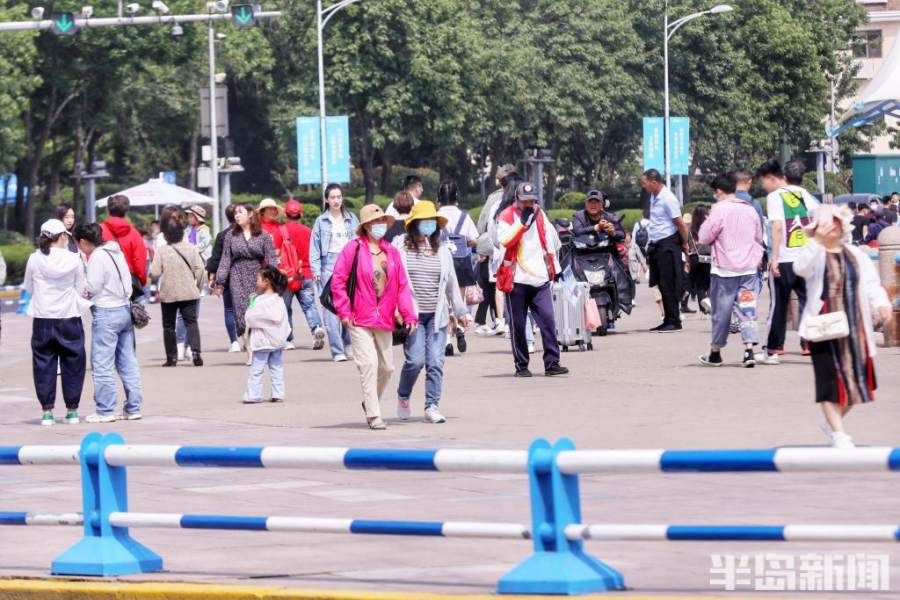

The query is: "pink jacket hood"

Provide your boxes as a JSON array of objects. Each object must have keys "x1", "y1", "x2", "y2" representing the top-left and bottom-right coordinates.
[{"x1": 330, "y1": 237, "x2": 417, "y2": 331}]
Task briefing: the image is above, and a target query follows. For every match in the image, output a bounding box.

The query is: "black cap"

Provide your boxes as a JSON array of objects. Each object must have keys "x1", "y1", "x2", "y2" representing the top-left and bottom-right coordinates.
[
  {"x1": 516, "y1": 182, "x2": 538, "y2": 201},
  {"x1": 586, "y1": 189, "x2": 606, "y2": 202}
]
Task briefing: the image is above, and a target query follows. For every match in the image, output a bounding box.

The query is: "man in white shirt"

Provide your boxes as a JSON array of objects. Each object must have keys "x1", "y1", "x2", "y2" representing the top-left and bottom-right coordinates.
[
  {"x1": 385, "y1": 175, "x2": 424, "y2": 218},
  {"x1": 640, "y1": 169, "x2": 689, "y2": 332},
  {"x1": 755, "y1": 159, "x2": 819, "y2": 364}
]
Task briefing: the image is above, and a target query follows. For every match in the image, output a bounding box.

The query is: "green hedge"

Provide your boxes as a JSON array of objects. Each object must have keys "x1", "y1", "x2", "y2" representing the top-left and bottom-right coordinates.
[
  {"x1": 547, "y1": 208, "x2": 575, "y2": 223},
  {"x1": 615, "y1": 208, "x2": 643, "y2": 233},
  {"x1": 0, "y1": 243, "x2": 33, "y2": 286},
  {"x1": 557, "y1": 192, "x2": 587, "y2": 210}
]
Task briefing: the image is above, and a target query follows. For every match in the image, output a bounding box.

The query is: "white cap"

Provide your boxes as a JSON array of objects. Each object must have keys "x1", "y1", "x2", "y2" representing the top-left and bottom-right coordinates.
[{"x1": 40, "y1": 219, "x2": 67, "y2": 237}]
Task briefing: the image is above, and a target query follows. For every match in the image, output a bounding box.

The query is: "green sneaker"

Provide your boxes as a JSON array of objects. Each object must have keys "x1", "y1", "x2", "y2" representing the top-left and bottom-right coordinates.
[
  {"x1": 41, "y1": 411, "x2": 54, "y2": 427},
  {"x1": 65, "y1": 410, "x2": 79, "y2": 425}
]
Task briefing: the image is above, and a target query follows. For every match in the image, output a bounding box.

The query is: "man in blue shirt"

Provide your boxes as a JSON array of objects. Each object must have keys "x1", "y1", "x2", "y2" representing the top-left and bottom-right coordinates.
[{"x1": 640, "y1": 169, "x2": 690, "y2": 332}]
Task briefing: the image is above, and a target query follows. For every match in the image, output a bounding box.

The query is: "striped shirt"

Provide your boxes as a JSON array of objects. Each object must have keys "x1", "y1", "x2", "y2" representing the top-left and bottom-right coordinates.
[{"x1": 405, "y1": 246, "x2": 441, "y2": 313}]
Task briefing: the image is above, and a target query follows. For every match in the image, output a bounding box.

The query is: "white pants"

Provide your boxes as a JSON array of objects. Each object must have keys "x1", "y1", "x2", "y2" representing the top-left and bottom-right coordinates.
[{"x1": 348, "y1": 326, "x2": 394, "y2": 418}]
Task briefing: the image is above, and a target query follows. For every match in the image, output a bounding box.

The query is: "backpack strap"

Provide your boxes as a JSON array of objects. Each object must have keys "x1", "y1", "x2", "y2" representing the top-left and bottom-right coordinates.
[
  {"x1": 103, "y1": 249, "x2": 130, "y2": 299},
  {"x1": 453, "y1": 211, "x2": 466, "y2": 235}
]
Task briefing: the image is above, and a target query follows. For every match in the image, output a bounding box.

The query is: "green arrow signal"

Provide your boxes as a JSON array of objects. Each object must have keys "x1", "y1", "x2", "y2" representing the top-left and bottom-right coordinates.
[
  {"x1": 234, "y1": 6, "x2": 253, "y2": 25},
  {"x1": 55, "y1": 13, "x2": 74, "y2": 33}
]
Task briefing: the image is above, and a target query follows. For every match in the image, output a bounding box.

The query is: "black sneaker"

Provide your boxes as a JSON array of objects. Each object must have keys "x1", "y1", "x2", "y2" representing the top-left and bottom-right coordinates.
[
  {"x1": 456, "y1": 328, "x2": 467, "y2": 353},
  {"x1": 445, "y1": 343, "x2": 454, "y2": 357},
  {"x1": 545, "y1": 364, "x2": 569, "y2": 376},
  {"x1": 514, "y1": 368, "x2": 533, "y2": 378},
  {"x1": 699, "y1": 352, "x2": 723, "y2": 367},
  {"x1": 681, "y1": 304, "x2": 697, "y2": 314},
  {"x1": 649, "y1": 323, "x2": 667, "y2": 332},
  {"x1": 193, "y1": 353, "x2": 204, "y2": 367},
  {"x1": 742, "y1": 349, "x2": 756, "y2": 368},
  {"x1": 657, "y1": 323, "x2": 683, "y2": 333}
]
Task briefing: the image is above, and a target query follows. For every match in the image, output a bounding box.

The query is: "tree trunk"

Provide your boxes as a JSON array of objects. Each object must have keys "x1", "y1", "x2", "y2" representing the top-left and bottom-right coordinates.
[
  {"x1": 379, "y1": 143, "x2": 393, "y2": 195},
  {"x1": 189, "y1": 128, "x2": 200, "y2": 190},
  {"x1": 357, "y1": 118, "x2": 376, "y2": 204}
]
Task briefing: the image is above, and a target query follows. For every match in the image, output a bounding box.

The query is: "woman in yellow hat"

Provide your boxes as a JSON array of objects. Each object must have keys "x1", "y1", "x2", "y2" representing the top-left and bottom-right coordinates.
[{"x1": 391, "y1": 201, "x2": 470, "y2": 424}]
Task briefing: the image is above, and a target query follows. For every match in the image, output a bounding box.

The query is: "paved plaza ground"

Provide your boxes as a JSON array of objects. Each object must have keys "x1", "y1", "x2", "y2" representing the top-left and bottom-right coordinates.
[{"x1": 0, "y1": 283, "x2": 898, "y2": 597}]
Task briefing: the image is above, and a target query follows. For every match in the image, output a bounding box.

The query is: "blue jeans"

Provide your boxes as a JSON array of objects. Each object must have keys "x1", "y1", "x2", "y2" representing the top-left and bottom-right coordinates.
[
  {"x1": 90, "y1": 305, "x2": 143, "y2": 415},
  {"x1": 223, "y1": 287, "x2": 237, "y2": 344},
  {"x1": 284, "y1": 279, "x2": 323, "y2": 342},
  {"x1": 319, "y1": 253, "x2": 351, "y2": 357},
  {"x1": 245, "y1": 349, "x2": 284, "y2": 401},
  {"x1": 711, "y1": 273, "x2": 760, "y2": 349},
  {"x1": 397, "y1": 313, "x2": 447, "y2": 409}
]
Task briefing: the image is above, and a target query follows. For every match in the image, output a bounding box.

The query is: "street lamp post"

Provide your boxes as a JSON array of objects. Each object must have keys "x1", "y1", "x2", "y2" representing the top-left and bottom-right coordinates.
[
  {"x1": 664, "y1": 2, "x2": 733, "y2": 199},
  {"x1": 208, "y1": 19, "x2": 221, "y2": 235},
  {"x1": 317, "y1": 0, "x2": 362, "y2": 201}
]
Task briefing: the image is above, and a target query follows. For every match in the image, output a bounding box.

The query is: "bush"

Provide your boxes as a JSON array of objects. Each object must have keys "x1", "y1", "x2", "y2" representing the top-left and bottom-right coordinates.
[
  {"x1": 802, "y1": 172, "x2": 848, "y2": 197},
  {"x1": 615, "y1": 209, "x2": 643, "y2": 233},
  {"x1": 468, "y1": 205, "x2": 483, "y2": 226},
  {"x1": 557, "y1": 192, "x2": 587, "y2": 210},
  {"x1": 300, "y1": 203, "x2": 321, "y2": 227},
  {"x1": 0, "y1": 243, "x2": 34, "y2": 286},
  {"x1": 0, "y1": 230, "x2": 29, "y2": 245},
  {"x1": 547, "y1": 208, "x2": 575, "y2": 223}
]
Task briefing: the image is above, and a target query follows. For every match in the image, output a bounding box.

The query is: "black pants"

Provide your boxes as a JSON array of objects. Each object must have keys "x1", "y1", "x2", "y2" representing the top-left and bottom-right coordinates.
[
  {"x1": 474, "y1": 259, "x2": 497, "y2": 325},
  {"x1": 649, "y1": 234, "x2": 683, "y2": 326},
  {"x1": 507, "y1": 283, "x2": 560, "y2": 371},
  {"x1": 162, "y1": 300, "x2": 201, "y2": 360},
  {"x1": 766, "y1": 262, "x2": 807, "y2": 352},
  {"x1": 32, "y1": 317, "x2": 86, "y2": 410}
]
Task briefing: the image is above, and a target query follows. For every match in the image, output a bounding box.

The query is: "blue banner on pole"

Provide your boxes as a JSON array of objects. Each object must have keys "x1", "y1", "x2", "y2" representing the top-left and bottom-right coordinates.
[
  {"x1": 669, "y1": 117, "x2": 690, "y2": 176},
  {"x1": 642, "y1": 118, "x2": 664, "y2": 173},
  {"x1": 296, "y1": 116, "x2": 351, "y2": 186},
  {"x1": 1, "y1": 173, "x2": 16, "y2": 206},
  {"x1": 296, "y1": 117, "x2": 321, "y2": 186}
]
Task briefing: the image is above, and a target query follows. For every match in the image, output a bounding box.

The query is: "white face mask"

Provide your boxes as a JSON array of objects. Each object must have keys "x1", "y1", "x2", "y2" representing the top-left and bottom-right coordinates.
[{"x1": 369, "y1": 223, "x2": 388, "y2": 240}]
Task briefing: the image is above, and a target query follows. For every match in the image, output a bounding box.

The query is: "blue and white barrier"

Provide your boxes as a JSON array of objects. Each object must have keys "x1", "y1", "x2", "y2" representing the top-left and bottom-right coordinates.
[{"x1": 3, "y1": 434, "x2": 900, "y2": 595}]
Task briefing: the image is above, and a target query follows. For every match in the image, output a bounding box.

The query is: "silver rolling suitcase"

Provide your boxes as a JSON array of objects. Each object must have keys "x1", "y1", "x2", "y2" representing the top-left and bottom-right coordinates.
[{"x1": 552, "y1": 281, "x2": 593, "y2": 351}]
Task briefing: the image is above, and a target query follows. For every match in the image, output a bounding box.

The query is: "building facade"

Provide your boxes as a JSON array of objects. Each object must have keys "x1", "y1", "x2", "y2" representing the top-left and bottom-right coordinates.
[{"x1": 854, "y1": 0, "x2": 900, "y2": 153}]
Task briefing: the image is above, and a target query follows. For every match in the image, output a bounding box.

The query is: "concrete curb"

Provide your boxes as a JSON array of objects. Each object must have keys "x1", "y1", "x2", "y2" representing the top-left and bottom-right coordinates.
[{"x1": 0, "y1": 578, "x2": 783, "y2": 600}]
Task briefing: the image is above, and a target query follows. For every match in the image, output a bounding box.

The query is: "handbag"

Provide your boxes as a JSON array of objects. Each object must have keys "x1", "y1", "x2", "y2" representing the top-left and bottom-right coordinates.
[
  {"x1": 805, "y1": 310, "x2": 850, "y2": 342},
  {"x1": 464, "y1": 284, "x2": 484, "y2": 306},
  {"x1": 584, "y1": 299, "x2": 602, "y2": 331},
  {"x1": 392, "y1": 322, "x2": 410, "y2": 346},
  {"x1": 320, "y1": 242, "x2": 360, "y2": 315},
  {"x1": 104, "y1": 250, "x2": 151, "y2": 329}
]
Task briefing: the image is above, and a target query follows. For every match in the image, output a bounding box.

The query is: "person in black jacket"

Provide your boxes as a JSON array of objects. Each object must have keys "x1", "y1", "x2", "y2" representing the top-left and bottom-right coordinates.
[
  {"x1": 206, "y1": 204, "x2": 239, "y2": 351},
  {"x1": 570, "y1": 189, "x2": 625, "y2": 242}
]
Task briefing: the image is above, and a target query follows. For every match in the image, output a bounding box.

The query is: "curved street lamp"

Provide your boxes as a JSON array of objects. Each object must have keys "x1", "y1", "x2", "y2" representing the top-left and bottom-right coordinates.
[{"x1": 663, "y1": 3, "x2": 733, "y2": 194}]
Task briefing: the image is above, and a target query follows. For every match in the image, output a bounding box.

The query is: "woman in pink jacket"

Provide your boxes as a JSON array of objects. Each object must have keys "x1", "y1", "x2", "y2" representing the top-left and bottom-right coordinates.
[{"x1": 331, "y1": 205, "x2": 417, "y2": 430}]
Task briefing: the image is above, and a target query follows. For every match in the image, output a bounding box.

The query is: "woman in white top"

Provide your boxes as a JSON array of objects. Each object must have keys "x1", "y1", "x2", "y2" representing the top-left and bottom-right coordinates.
[
  {"x1": 74, "y1": 223, "x2": 144, "y2": 424},
  {"x1": 24, "y1": 219, "x2": 87, "y2": 426},
  {"x1": 310, "y1": 183, "x2": 360, "y2": 361}
]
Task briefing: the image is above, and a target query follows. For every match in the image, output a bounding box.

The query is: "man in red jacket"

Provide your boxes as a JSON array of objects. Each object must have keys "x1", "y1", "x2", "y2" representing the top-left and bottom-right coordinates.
[
  {"x1": 258, "y1": 197, "x2": 284, "y2": 251},
  {"x1": 283, "y1": 199, "x2": 325, "y2": 350},
  {"x1": 100, "y1": 194, "x2": 147, "y2": 294}
]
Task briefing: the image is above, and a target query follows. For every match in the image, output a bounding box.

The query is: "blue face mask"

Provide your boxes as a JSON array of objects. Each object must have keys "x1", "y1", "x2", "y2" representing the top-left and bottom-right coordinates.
[
  {"x1": 418, "y1": 220, "x2": 437, "y2": 237},
  {"x1": 369, "y1": 223, "x2": 388, "y2": 240}
]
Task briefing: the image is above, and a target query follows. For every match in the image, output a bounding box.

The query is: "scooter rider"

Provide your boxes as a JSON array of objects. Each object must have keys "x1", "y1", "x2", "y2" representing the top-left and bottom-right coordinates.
[{"x1": 571, "y1": 190, "x2": 625, "y2": 244}]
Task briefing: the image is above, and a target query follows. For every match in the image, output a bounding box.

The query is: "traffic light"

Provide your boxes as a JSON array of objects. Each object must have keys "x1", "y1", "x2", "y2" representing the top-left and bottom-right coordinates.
[
  {"x1": 230, "y1": 4, "x2": 256, "y2": 28},
  {"x1": 50, "y1": 12, "x2": 78, "y2": 36}
]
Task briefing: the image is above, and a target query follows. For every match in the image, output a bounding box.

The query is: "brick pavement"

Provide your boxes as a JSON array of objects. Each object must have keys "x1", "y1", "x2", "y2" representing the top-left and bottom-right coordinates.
[{"x1": 0, "y1": 284, "x2": 897, "y2": 596}]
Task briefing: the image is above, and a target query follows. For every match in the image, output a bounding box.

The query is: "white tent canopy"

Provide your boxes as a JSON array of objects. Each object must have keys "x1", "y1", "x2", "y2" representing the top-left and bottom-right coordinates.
[
  {"x1": 831, "y1": 36, "x2": 900, "y2": 136},
  {"x1": 96, "y1": 179, "x2": 214, "y2": 209}
]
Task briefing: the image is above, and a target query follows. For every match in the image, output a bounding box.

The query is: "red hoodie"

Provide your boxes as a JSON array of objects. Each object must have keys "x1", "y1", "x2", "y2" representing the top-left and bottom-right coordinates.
[
  {"x1": 284, "y1": 220, "x2": 313, "y2": 280},
  {"x1": 260, "y1": 217, "x2": 284, "y2": 251},
  {"x1": 101, "y1": 216, "x2": 148, "y2": 285}
]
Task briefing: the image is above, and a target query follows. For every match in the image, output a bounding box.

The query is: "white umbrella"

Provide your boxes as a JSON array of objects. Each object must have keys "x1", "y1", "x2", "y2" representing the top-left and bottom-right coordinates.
[{"x1": 96, "y1": 179, "x2": 214, "y2": 209}]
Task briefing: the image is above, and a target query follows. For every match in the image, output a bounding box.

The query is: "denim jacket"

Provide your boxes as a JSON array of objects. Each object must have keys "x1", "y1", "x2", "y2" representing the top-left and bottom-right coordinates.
[{"x1": 310, "y1": 210, "x2": 360, "y2": 278}]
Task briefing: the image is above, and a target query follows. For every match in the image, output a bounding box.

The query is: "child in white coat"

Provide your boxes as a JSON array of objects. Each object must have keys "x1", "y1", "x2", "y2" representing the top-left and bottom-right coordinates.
[{"x1": 243, "y1": 265, "x2": 290, "y2": 403}]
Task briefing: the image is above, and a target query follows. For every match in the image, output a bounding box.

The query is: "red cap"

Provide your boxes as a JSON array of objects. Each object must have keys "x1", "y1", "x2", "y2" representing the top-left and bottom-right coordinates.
[{"x1": 284, "y1": 199, "x2": 303, "y2": 218}]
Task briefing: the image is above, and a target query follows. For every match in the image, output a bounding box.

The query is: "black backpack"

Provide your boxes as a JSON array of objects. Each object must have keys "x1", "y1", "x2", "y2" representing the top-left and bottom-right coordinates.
[{"x1": 635, "y1": 222, "x2": 649, "y2": 256}]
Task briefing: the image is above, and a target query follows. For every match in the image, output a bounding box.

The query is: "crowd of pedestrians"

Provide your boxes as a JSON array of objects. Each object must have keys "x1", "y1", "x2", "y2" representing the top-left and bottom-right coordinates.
[{"x1": 18, "y1": 159, "x2": 896, "y2": 445}]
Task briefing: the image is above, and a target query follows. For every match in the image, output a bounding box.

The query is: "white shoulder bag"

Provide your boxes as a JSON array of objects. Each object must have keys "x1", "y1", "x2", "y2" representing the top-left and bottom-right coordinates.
[{"x1": 805, "y1": 311, "x2": 849, "y2": 342}]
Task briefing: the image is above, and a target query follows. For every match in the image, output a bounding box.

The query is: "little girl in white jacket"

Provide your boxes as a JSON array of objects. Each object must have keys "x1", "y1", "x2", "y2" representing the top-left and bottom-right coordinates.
[{"x1": 243, "y1": 266, "x2": 290, "y2": 403}]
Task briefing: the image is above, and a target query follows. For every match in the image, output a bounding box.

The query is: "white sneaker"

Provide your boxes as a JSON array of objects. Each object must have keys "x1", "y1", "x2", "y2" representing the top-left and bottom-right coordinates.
[
  {"x1": 527, "y1": 343, "x2": 536, "y2": 354},
  {"x1": 474, "y1": 324, "x2": 491, "y2": 336},
  {"x1": 397, "y1": 399, "x2": 411, "y2": 420},
  {"x1": 228, "y1": 341, "x2": 242, "y2": 353},
  {"x1": 753, "y1": 352, "x2": 780, "y2": 365},
  {"x1": 700, "y1": 297, "x2": 712, "y2": 313},
  {"x1": 185, "y1": 346, "x2": 193, "y2": 361},
  {"x1": 831, "y1": 431, "x2": 855, "y2": 449},
  {"x1": 493, "y1": 319, "x2": 508, "y2": 336},
  {"x1": 84, "y1": 413, "x2": 118, "y2": 424},
  {"x1": 334, "y1": 354, "x2": 348, "y2": 363},
  {"x1": 122, "y1": 412, "x2": 143, "y2": 421},
  {"x1": 177, "y1": 343, "x2": 185, "y2": 361},
  {"x1": 424, "y1": 407, "x2": 446, "y2": 424},
  {"x1": 313, "y1": 327, "x2": 326, "y2": 350},
  {"x1": 283, "y1": 341, "x2": 296, "y2": 351}
]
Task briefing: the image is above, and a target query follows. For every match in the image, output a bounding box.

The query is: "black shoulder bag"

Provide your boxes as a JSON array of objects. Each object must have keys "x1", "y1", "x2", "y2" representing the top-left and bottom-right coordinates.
[{"x1": 320, "y1": 241, "x2": 360, "y2": 315}]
